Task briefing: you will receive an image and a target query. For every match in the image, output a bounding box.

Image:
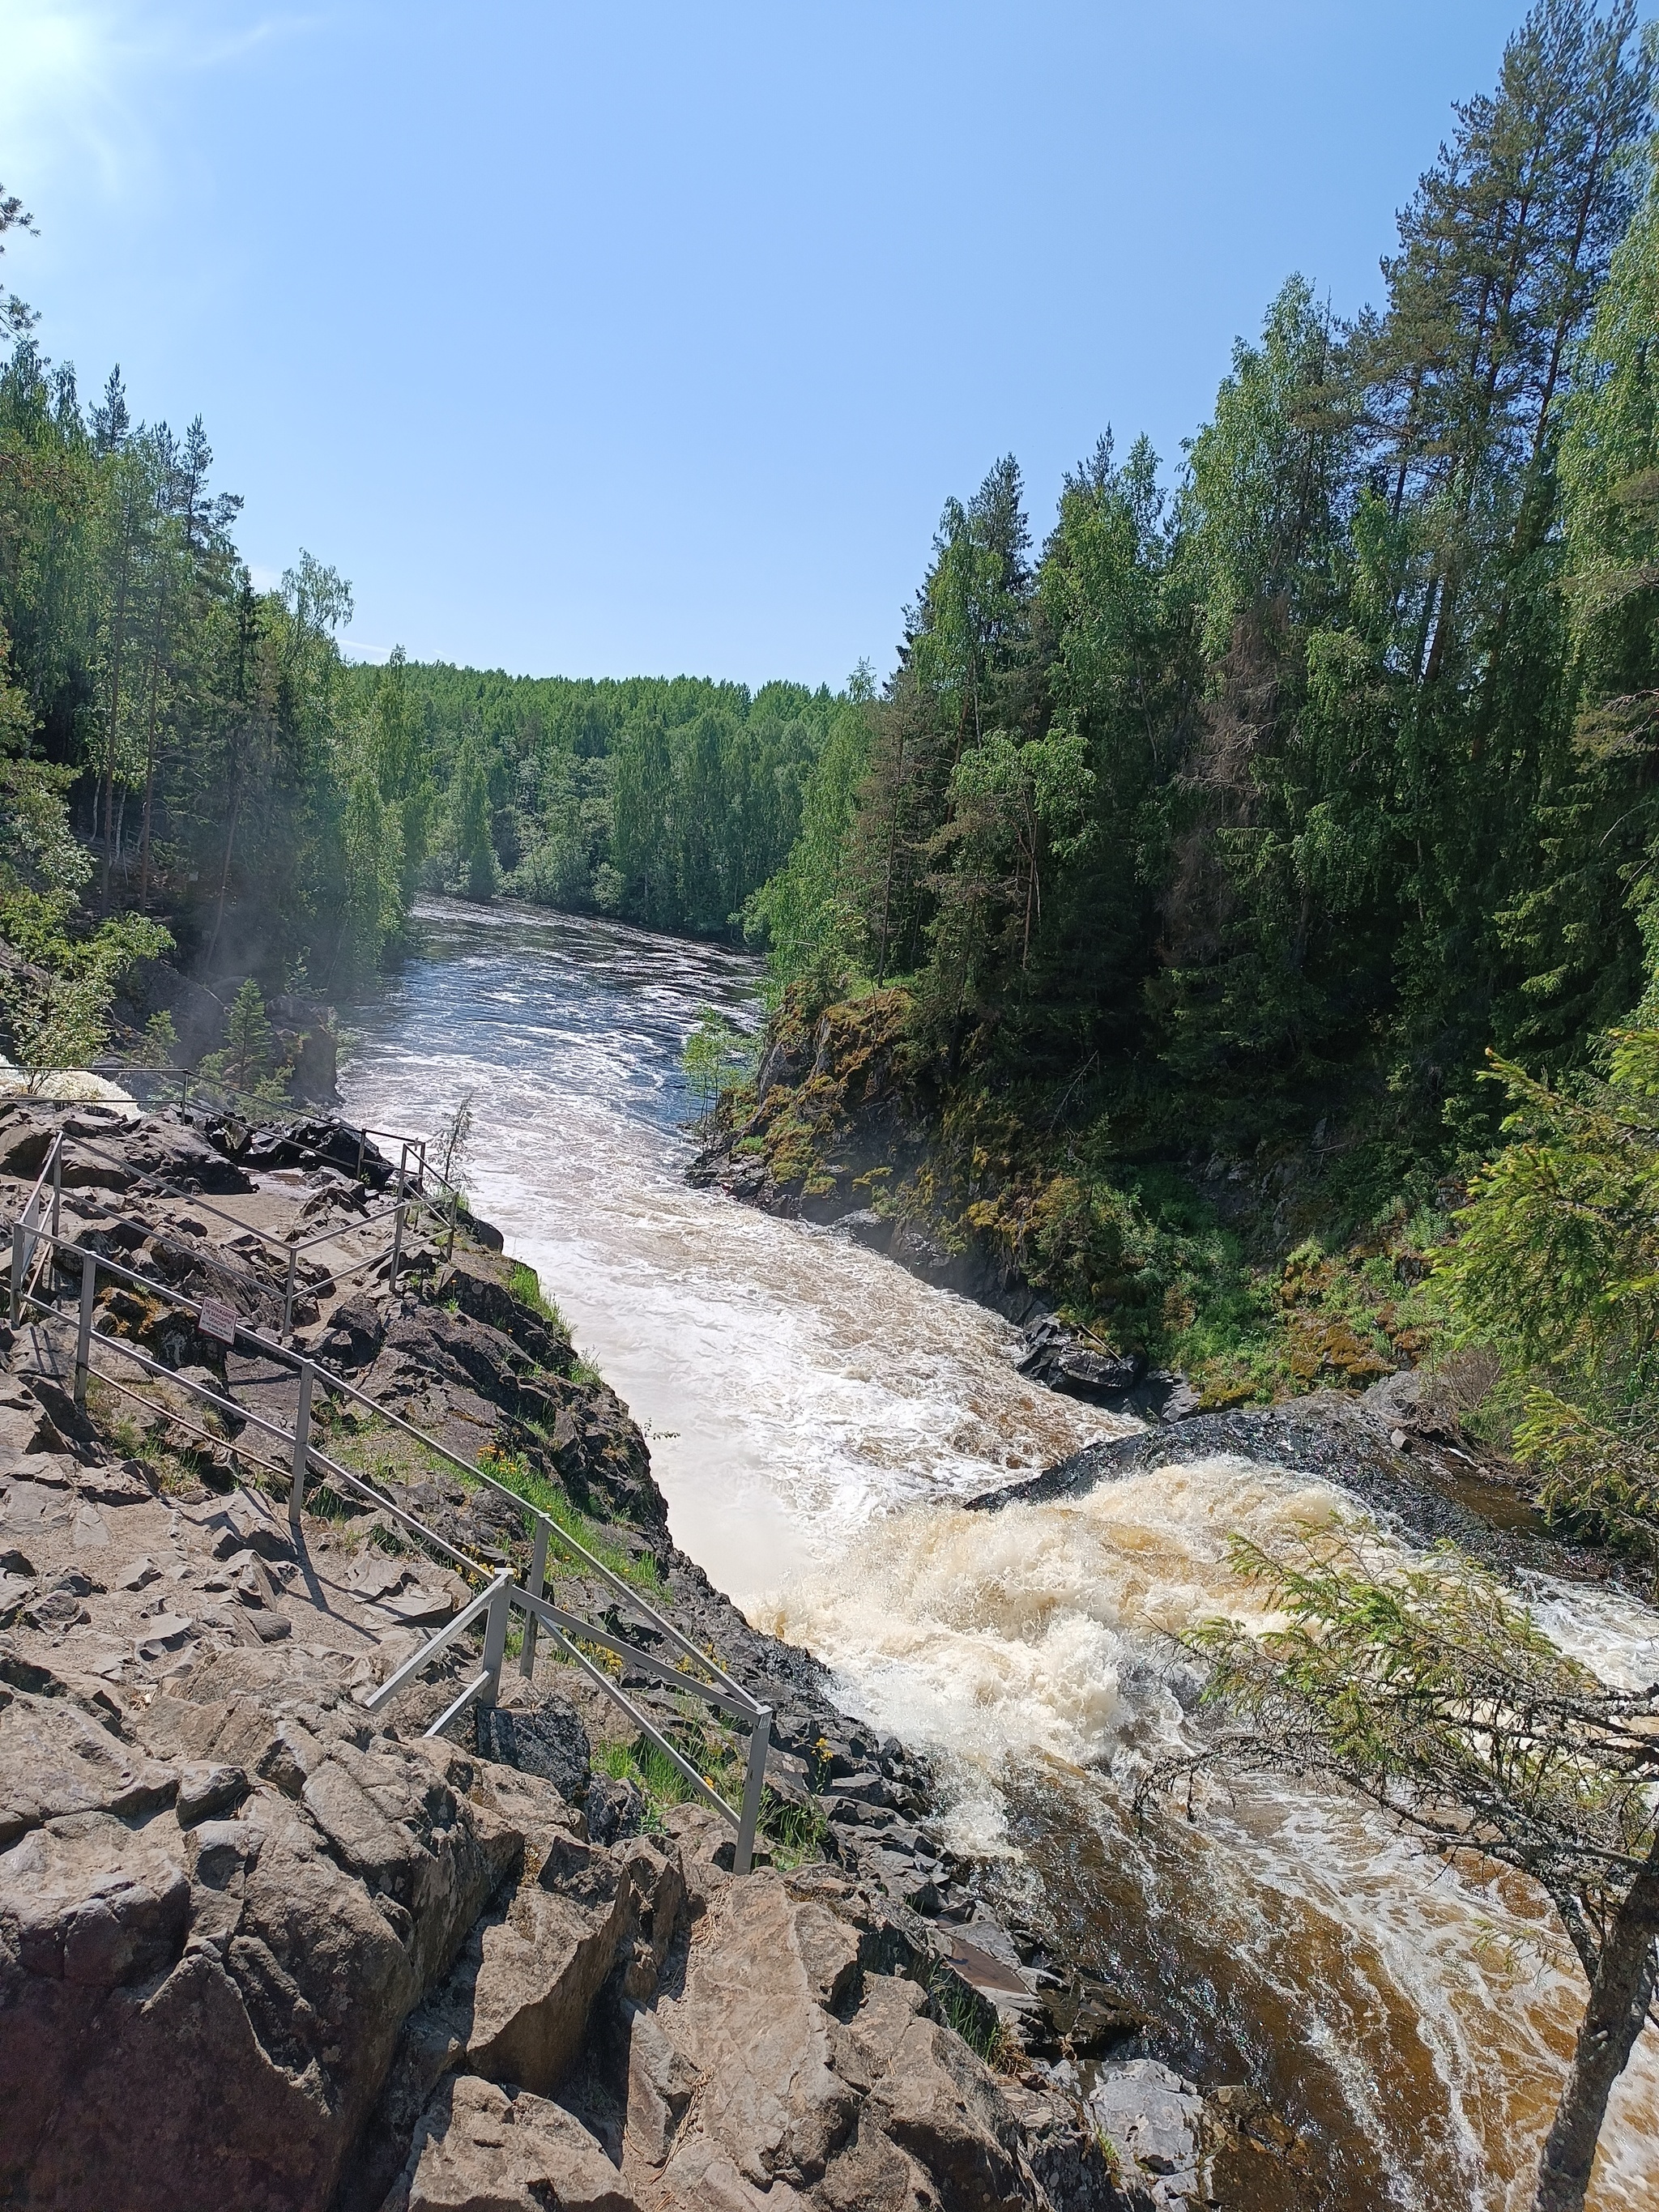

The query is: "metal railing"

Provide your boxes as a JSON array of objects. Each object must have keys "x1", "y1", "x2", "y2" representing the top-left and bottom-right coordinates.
[
  {"x1": 6, "y1": 1129, "x2": 63, "y2": 1321},
  {"x1": 5, "y1": 1220, "x2": 774, "y2": 1874},
  {"x1": 10, "y1": 1123, "x2": 446, "y2": 1339}
]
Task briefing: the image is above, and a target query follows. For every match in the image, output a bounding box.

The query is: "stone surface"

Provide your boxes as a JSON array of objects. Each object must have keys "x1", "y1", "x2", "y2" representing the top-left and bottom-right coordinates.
[
  {"x1": 0, "y1": 1643, "x2": 527, "y2": 2212},
  {"x1": 586, "y1": 1771, "x2": 646, "y2": 1845},
  {"x1": 467, "y1": 1835, "x2": 639, "y2": 2095},
  {"x1": 475, "y1": 1687, "x2": 591, "y2": 1801},
  {"x1": 386, "y1": 2074, "x2": 641, "y2": 2212},
  {"x1": 1, "y1": 1106, "x2": 1109, "y2": 2212},
  {"x1": 1085, "y1": 2057, "x2": 1205, "y2": 2207},
  {"x1": 0, "y1": 1683, "x2": 177, "y2": 1844}
]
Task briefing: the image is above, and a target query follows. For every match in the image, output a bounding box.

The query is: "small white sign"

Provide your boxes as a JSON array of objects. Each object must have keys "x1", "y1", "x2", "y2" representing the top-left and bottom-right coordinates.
[{"x1": 198, "y1": 1296, "x2": 238, "y2": 1346}]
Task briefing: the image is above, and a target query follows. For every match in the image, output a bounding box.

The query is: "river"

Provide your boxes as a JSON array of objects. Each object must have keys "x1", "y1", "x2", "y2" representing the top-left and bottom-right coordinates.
[{"x1": 339, "y1": 896, "x2": 1659, "y2": 2211}]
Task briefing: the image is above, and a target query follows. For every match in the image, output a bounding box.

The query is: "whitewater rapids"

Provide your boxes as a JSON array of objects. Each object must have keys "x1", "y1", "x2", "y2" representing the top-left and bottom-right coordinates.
[{"x1": 341, "y1": 898, "x2": 1659, "y2": 2210}]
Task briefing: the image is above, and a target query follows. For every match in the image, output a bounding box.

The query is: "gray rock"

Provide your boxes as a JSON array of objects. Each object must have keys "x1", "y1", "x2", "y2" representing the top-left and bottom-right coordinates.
[
  {"x1": 586, "y1": 1772, "x2": 646, "y2": 1846},
  {"x1": 1086, "y1": 2056, "x2": 1205, "y2": 2204},
  {"x1": 175, "y1": 1761, "x2": 249, "y2": 1826},
  {"x1": 466, "y1": 1834, "x2": 644, "y2": 2095},
  {"x1": 386, "y1": 2074, "x2": 639, "y2": 2212},
  {"x1": 207, "y1": 1494, "x2": 294, "y2": 1564},
  {"x1": 475, "y1": 1690, "x2": 591, "y2": 1801},
  {"x1": 0, "y1": 1685, "x2": 177, "y2": 1845}
]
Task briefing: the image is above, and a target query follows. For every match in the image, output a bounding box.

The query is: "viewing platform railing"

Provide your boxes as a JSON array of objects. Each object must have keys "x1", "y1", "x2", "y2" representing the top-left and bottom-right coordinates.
[{"x1": 2, "y1": 1127, "x2": 774, "y2": 1873}]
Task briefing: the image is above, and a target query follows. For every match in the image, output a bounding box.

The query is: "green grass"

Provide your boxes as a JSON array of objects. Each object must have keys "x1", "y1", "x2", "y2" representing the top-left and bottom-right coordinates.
[
  {"x1": 313, "y1": 1406, "x2": 659, "y2": 1590},
  {"x1": 476, "y1": 1443, "x2": 663, "y2": 1591},
  {"x1": 508, "y1": 1260, "x2": 603, "y2": 1383},
  {"x1": 509, "y1": 1261, "x2": 566, "y2": 1332},
  {"x1": 591, "y1": 1728, "x2": 826, "y2": 1868},
  {"x1": 928, "y1": 1967, "x2": 1017, "y2": 2069}
]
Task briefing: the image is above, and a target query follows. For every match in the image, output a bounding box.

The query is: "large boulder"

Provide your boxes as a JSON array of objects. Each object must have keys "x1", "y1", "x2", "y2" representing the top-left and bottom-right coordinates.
[
  {"x1": 387, "y1": 2074, "x2": 642, "y2": 2212},
  {"x1": 0, "y1": 1647, "x2": 527, "y2": 2212},
  {"x1": 475, "y1": 1689, "x2": 591, "y2": 1801},
  {"x1": 387, "y1": 1856, "x2": 1108, "y2": 2212},
  {"x1": 467, "y1": 1834, "x2": 643, "y2": 2095}
]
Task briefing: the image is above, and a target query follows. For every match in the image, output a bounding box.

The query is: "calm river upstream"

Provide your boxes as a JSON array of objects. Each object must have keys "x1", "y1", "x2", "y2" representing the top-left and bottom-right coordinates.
[{"x1": 341, "y1": 897, "x2": 1659, "y2": 2212}]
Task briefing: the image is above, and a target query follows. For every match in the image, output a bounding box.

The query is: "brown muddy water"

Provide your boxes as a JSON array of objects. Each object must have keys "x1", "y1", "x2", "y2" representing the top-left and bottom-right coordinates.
[{"x1": 341, "y1": 897, "x2": 1659, "y2": 2210}]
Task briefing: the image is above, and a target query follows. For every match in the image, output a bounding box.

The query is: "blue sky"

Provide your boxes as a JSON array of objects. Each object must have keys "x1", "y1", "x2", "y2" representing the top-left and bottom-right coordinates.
[{"x1": 2, "y1": 1, "x2": 1527, "y2": 685}]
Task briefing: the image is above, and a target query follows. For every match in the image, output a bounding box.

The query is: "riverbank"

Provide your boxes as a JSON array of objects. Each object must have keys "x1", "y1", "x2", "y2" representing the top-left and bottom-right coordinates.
[
  {"x1": 324, "y1": 900, "x2": 1659, "y2": 2210},
  {"x1": 0, "y1": 1096, "x2": 1222, "y2": 2210},
  {"x1": 689, "y1": 982, "x2": 1461, "y2": 1420}
]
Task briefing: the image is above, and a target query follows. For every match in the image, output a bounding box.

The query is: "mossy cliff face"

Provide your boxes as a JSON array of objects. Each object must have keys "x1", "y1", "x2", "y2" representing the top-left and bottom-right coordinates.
[{"x1": 696, "y1": 987, "x2": 1456, "y2": 1412}]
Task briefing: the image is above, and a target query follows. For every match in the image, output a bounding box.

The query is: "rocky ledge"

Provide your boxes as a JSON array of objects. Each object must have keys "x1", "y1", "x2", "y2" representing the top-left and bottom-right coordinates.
[
  {"x1": 0, "y1": 1099, "x2": 1206, "y2": 2211},
  {"x1": 0, "y1": 1621, "x2": 1130, "y2": 2212}
]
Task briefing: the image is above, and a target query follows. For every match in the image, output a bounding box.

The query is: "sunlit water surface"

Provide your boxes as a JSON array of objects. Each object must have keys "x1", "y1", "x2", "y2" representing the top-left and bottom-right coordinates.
[{"x1": 341, "y1": 898, "x2": 1658, "y2": 2211}]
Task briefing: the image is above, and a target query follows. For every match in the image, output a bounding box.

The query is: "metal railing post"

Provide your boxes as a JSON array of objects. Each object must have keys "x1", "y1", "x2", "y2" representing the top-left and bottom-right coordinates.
[
  {"x1": 289, "y1": 1359, "x2": 314, "y2": 1527},
  {"x1": 519, "y1": 1515, "x2": 550, "y2": 1678},
  {"x1": 50, "y1": 1134, "x2": 62, "y2": 1241},
  {"x1": 7, "y1": 1222, "x2": 23, "y2": 1325},
  {"x1": 733, "y1": 1706, "x2": 772, "y2": 1877},
  {"x1": 283, "y1": 1246, "x2": 297, "y2": 1340},
  {"x1": 390, "y1": 1196, "x2": 406, "y2": 1294},
  {"x1": 480, "y1": 1574, "x2": 510, "y2": 1708},
  {"x1": 355, "y1": 1127, "x2": 365, "y2": 1181},
  {"x1": 75, "y1": 1249, "x2": 96, "y2": 1407}
]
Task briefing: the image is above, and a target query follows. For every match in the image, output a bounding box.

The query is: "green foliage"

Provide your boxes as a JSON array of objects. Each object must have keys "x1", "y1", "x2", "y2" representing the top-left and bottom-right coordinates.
[
  {"x1": 474, "y1": 1442, "x2": 661, "y2": 1592},
  {"x1": 1166, "y1": 1526, "x2": 1659, "y2": 1976},
  {"x1": 223, "y1": 979, "x2": 274, "y2": 1088},
  {"x1": 728, "y1": 6, "x2": 1659, "y2": 1416},
  {"x1": 0, "y1": 335, "x2": 417, "y2": 993},
  {"x1": 137, "y1": 1008, "x2": 177, "y2": 1065},
  {"x1": 507, "y1": 1260, "x2": 565, "y2": 1332},
  {"x1": 0, "y1": 903, "x2": 172, "y2": 1078},
  {"x1": 331, "y1": 660, "x2": 848, "y2": 938},
  {"x1": 680, "y1": 1006, "x2": 756, "y2": 1122},
  {"x1": 1438, "y1": 1016, "x2": 1659, "y2": 1573}
]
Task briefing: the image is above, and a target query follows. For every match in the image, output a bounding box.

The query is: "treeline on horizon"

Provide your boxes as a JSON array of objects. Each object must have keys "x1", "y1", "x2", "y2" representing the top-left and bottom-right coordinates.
[
  {"x1": 0, "y1": 283, "x2": 853, "y2": 1006},
  {"x1": 335, "y1": 658, "x2": 861, "y2": 940},
  {"x1": 0, "y1": 163, "x2": 845, "y2": 1016}
]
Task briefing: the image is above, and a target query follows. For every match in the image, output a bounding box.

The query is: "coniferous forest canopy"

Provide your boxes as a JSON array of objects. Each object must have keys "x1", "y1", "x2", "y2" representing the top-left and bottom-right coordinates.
[{"x1": 6, "y1": 1, "x2": 1659, "y2": 1392}]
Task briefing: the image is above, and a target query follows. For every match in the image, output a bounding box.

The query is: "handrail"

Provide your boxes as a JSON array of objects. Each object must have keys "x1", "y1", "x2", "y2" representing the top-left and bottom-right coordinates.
[
  {"x1": 365, "y1": 1575, "x2": 505, "y2": 1707},
  {"x1": 301, "y1": 1352, "x2": 757, "y2": 1703},
  {"x1": 365, "y1": 1575, "x2": 773, "y2": 1872},
  {"x1": 15, "y1": 1204, "x2": 753, "y2": 1704},
  {"x1": 18, "y1": 1124, "x2": 446, "y2": 1338},
  {"x1": 65, "y1": 1124, "x2": 422, "y2": 1257},
  {"x1": 7, "y1": 1130, "x2": 62, "y2": 1320},
  {"x1": 6, "y1": 1221, "x2": 775, "y2": 1871}
]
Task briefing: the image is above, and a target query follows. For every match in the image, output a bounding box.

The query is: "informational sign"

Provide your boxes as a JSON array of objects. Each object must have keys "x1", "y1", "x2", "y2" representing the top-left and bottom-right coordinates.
[{"x1": 198, "y1": 1296, "x2": 238, "y2": 1346}]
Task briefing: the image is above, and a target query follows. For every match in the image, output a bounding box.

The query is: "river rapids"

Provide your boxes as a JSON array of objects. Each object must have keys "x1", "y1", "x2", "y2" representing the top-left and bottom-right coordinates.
[{"x1": 339, "y1": 897, "x2": 1659, "y2": 2211}]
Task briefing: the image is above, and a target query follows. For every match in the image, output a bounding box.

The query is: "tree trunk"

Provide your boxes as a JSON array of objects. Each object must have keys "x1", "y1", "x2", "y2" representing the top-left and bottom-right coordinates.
[
  {"x1": 1532, "y1": 1840, "x2": 1659, "y2": 2212},
  {"x1": 139, "y1": 592, "x2": 166, "y2": 912}
]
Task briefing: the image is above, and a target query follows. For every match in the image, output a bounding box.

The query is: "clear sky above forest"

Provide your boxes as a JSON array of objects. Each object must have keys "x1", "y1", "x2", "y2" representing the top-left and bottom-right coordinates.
[{"x1": 2, "y1": 0, "x2": 1529, "y2": 684}]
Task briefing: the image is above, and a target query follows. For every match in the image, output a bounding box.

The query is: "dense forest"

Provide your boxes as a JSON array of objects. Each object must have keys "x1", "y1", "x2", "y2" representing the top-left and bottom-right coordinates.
[
  {"x1": 6, "y1": 0, "x2": 1659, "y2": 1397},
  {"x1": 717, "y1": 0, "x2": 1659, "y2": 1400},
  {"x1": 335, "y1": 658, "x2": 858, "y2": 937}
]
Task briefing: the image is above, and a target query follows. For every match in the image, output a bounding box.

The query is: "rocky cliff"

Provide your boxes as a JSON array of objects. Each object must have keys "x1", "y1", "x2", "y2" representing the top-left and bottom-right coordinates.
[{"x1": 0, "y1": 1099, "x2": 1196, "y2": 2211}]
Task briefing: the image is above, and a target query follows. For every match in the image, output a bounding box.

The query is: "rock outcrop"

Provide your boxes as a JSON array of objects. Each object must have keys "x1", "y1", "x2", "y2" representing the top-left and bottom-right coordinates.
[
  {"x1": 378, "y1": 1830, "x2": 1116, "y2": 2212},
  {"x1": 0, "y1": 1100, "x2": 1150, "y2": 2210}
]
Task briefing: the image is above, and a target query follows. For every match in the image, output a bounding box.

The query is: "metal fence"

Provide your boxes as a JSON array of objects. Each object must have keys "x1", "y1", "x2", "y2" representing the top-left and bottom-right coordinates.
[
  {"x1": 5, "y1": 1204, "x2": 774, "y2": 1873},
  {"x1": 12, "y1": 1123, "x2": 446, "y2": 1340}
]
